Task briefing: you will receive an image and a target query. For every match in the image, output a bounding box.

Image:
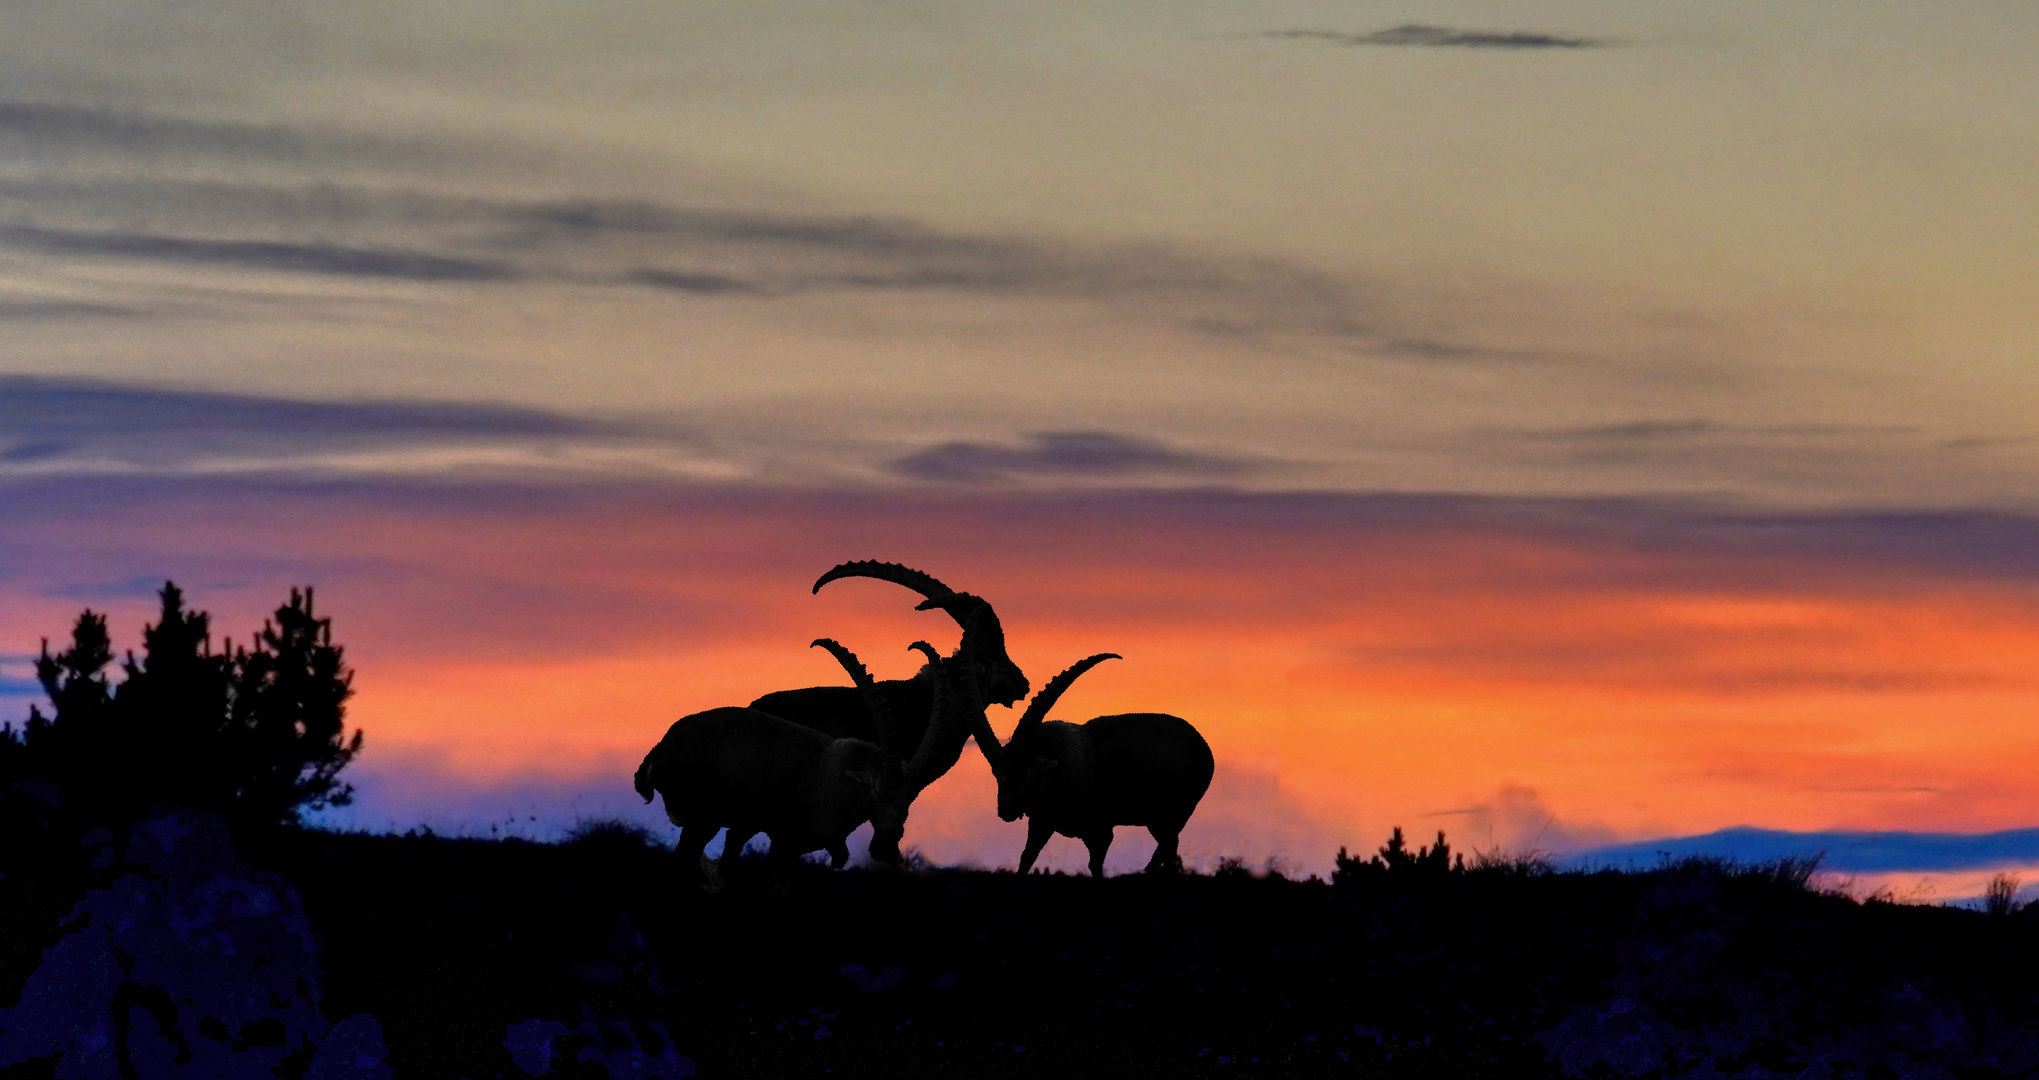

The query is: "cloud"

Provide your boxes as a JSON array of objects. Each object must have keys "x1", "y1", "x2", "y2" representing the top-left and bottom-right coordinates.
[
  {"x1": 624, "y1": 268, "x2": 762, "y2": 295},
  {"x1": 1466, "y1": 416, "x2": 1970, "y2": 499},
  {"x1": 0, "y1": 100, "x2": 305, "y2": 160},
  {"x1": 1514, "y1": 419, "x2": 1910, "y2": 443},
  {"x1": 0, "y1": 174, "x2": 1387, "y2": 348},
  {"x1": 889, "y1": 432, "x2": 1260, "y2": 485},
  {"x1": 9, "y1": 405, "x2": 2039, "y2": 587},
  {"x1": 1419, "y1": 784, "x2": 1619, "y2": 855},
  {"x1": 508, "y1": 198, "x2": 1044, "y2": 263},
  {"x1": 1575, "y1": 825, "x2": 2039, "y2": 874},
  {"x1": 0, "y1": 376, "x2": 717, "y2": 480},
  {"x1": 0, "y1": 376, "x2": 593, "y2": 441},
  {"x1": 1371, "y1": 338, "x2": 1553, "y2": 364},
  {"x1": 0, "y1": 224, "x2": 517, "y2": 281},
  {"x1": 1266, "y1": 25, "x2": 1609, "y2": 50},
  {"x1": 0, "y1": 298, "x2": 146, "y2": 320}
]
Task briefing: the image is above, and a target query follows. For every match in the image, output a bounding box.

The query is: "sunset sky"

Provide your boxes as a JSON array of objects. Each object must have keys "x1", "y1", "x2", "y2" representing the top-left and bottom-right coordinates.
[{"x1": 3, "y1": 1, "x2": 2037, "y2": 889}]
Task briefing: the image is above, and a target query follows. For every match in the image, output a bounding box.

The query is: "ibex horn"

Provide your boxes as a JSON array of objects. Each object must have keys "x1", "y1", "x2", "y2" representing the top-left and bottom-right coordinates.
[
  {"x1": 813, "y1": 561, "x2": 955, "y2": 600},
  {"x1": 1012, "y1": 653, "x2": 1121, "y2": 741}
]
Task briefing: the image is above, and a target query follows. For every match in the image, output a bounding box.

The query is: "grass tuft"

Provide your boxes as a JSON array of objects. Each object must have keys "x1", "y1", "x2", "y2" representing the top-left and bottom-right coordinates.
[
  {"x1": 562, "y1": 817, "x2": 659, "y2": 850},
  {"x1": 1985, "y1": 872, "x2": 2024, "y2": 917}
]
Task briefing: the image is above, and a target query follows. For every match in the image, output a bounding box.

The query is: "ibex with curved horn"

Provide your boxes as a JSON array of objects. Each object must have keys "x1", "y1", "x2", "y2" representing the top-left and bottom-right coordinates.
[
  {"x1": 749, "y1": 561, "x2": 1030, "y2": 858},
  {"x1": 967, "y1": 654, "x2": 1214, "y2": 879}
]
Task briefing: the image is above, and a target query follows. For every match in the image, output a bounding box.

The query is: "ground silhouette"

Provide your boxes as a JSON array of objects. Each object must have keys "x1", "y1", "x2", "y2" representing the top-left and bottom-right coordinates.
[{"x1": 14, "y1": 816, "x2": 2039, "y2": 1078}]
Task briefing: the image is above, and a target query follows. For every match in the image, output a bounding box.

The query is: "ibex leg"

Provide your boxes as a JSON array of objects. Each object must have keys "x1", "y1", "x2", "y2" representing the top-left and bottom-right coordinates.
[
  {"x1": 1145, "y1": 827, "x2": 1183, "y2": 874},
  {"x1": 1016, "y1": 819, "x2": 1054, "y2": 875},
  {"x1": 721, "y1": 828, "x2": 759, "y2": 881},
  {"x1": 766, "y1": 834, "x2": 804, "y2": 894},
  {"x1": 674, "y1": 824, "x2": 716, "y2": 892},
  {"x1": 1084, "y1": 828, "x2": 1114, "y2": 879}
]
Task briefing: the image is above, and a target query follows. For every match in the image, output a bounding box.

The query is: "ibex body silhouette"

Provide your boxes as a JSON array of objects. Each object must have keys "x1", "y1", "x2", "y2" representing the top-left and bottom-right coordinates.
[
  {"x1": 633, "y1": 707, "x2": 901, "y2": 890},
  {"x1": 967, "y1": 654, "x2": 1214, "y2": 878}
]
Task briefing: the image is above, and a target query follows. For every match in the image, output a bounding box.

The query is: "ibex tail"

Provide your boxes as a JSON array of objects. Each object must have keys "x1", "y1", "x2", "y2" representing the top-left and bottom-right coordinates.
[{"x1": 633, "y1": 753, "x2": 658, "y2": 803}]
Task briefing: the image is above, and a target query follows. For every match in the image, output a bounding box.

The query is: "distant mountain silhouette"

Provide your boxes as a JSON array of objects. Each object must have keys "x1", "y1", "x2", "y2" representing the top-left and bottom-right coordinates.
[{"x1": 1575, "y1": 824, "x2": 2039, "y2": 874}]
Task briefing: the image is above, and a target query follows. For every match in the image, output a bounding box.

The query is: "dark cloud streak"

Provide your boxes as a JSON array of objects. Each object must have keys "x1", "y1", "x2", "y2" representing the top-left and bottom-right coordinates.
[
  {"x1": 0, "y1": 376, "x2": 596, "y2": 441},
  {"x1": 890, "y1": 432, "x2": 1259, "y2": 485},
  {"x1": 0, "y1": 174, "x2": 1395, "y2": 347},
  {"x1": 0, "y1": 100, "x2": 305, "y2": 159},
  {"x1": 0, "y1": 225, "x2": 516, "y2": 282},
  {"x1": 1266, "y1": 25, "x2": 1609, "y2": 49},
  {"x1": 1514, "y1": 419, "x2": 1912, "y2": 443},
  {"x1": 625, "y1": 268, "x2": 762, "y2": 295},
  {"x1": 0, "y1": 299, "x2": 145, "y2": 320},
  {"x1": 0, "y1": 377, "x2": 654, "y2": 479}
]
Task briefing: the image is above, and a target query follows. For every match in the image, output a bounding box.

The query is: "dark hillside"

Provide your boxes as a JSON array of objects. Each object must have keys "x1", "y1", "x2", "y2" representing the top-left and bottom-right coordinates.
[
  {"x1": 13, "y1": 820, "x2": 2039, "y2": 1078},
  {"x1": 266, "y1": 830, "x2": 2039, "y2": 1077}
]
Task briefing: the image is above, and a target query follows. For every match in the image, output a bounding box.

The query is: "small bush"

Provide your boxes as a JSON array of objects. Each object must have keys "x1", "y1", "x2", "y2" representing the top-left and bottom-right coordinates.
[
  {"x1": 1985, "y1": 873, "x2": 2023, "y2": 917},
  {"x1": 1211, "y1": 855, "x2": 1252, "y2": 880},
  {"x1": 1759, "y1": 853, "x2": 1826, "y2": 892},
  {"x1": 1470, "y1": 847, "x2": 1558, "y2": 877}
]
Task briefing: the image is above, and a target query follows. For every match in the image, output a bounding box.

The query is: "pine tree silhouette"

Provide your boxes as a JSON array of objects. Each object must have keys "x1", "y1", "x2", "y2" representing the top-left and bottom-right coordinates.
[
  {"x1": 1, "y1": 582, "x2": 362, "y2": 831},
  {"x1": 1332, "y1": 827, "x2": 1467, "y2": 884},
  {"x1": 114, "y1": 582, "x2": 235, "y2": 817},
  {"x1": 227, "y1": 587, "x2": 361, "y2": 825},
  {"x1": 14, "y1": 611, "x2": 119, "y2": 806}
]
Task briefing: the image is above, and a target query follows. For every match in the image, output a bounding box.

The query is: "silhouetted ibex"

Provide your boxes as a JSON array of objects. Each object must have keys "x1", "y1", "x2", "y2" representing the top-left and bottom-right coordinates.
[
  {"x1": 967, "y1": 654, "x2": 1214, "y2": 878},
  {"x1": 809, "y1": 636, "x2": 974, "y2": 863},
  {"x1": 633, "y1": 706, "x2": 903, "y2": 890},
  {"x1": 750, "y1": 561, "x2": 1029, "y2": 861}
]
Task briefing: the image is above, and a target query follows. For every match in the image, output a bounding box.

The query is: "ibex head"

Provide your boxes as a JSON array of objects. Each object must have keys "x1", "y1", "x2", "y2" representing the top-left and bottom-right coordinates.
[
  {"x1": 977, "y1": 652, "x2": 1119, "y2": 823},
  {"x1": 813, "y1": 561, "x2": 1031, "y2": 707},
  {"x1": 859, "y1": 776, "x2": 910, "y2": 861}
]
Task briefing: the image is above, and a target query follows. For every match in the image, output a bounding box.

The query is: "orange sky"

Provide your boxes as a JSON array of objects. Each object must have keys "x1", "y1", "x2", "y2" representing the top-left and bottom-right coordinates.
[
  {"x1": 6, "y1": 3, "x2": 2039, "y2": 891},
  {"x1": 7, "y1": 482, "x2": 2036, "y2": 875}
]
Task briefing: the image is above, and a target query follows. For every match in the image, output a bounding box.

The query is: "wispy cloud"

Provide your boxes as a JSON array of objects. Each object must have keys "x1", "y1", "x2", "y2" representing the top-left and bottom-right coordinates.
[
  {"x1": 624, "y1": 268, "x2": 762, "y2": 295},
  {"x1": 0, "y1": 376, "x2": 726, "y2": 480},
  {"x1": 1514, "y1": 419, "x2": 1911, "y2": 444},
  {"x1": 0, "y1": 100, "x2": 306, "y2": 160},
  {"x1": 1265, "y1": 26, "x2": 1609, "y2": 50},
  {"x1": 0, "y1": 298, "x2": 145, "y2": 320},
  {"x1": 889, "y1": 432, "x2": 1260, "y2": 485},
  {"x1": 0, "y1": 224, "x2": 517, "y2": 282},
  {"x1": 0, "y1": 376, "x2": 592, "y2": 440},
  {"x1": 0, "y1": 173, "x2": 1389, "y2": 346}
]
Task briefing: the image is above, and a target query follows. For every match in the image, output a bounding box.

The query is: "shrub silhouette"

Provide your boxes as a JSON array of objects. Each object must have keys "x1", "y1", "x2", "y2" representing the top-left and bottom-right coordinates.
[
  {"x1": 1986, "y1": 872, "x2": 2024, "y2": 917},
  {"x1": 1333, "y1": 827, "x2": 1465, "y2": 885},
  {"x1": 1, "y1": 581, "x2": 361, "y2": 831}
]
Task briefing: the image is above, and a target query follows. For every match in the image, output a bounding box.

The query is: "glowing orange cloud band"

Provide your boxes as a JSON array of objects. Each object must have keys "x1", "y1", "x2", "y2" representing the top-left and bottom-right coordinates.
[{"x1": 5, "y1": 484, "x2": 2038, "y2": 873}]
